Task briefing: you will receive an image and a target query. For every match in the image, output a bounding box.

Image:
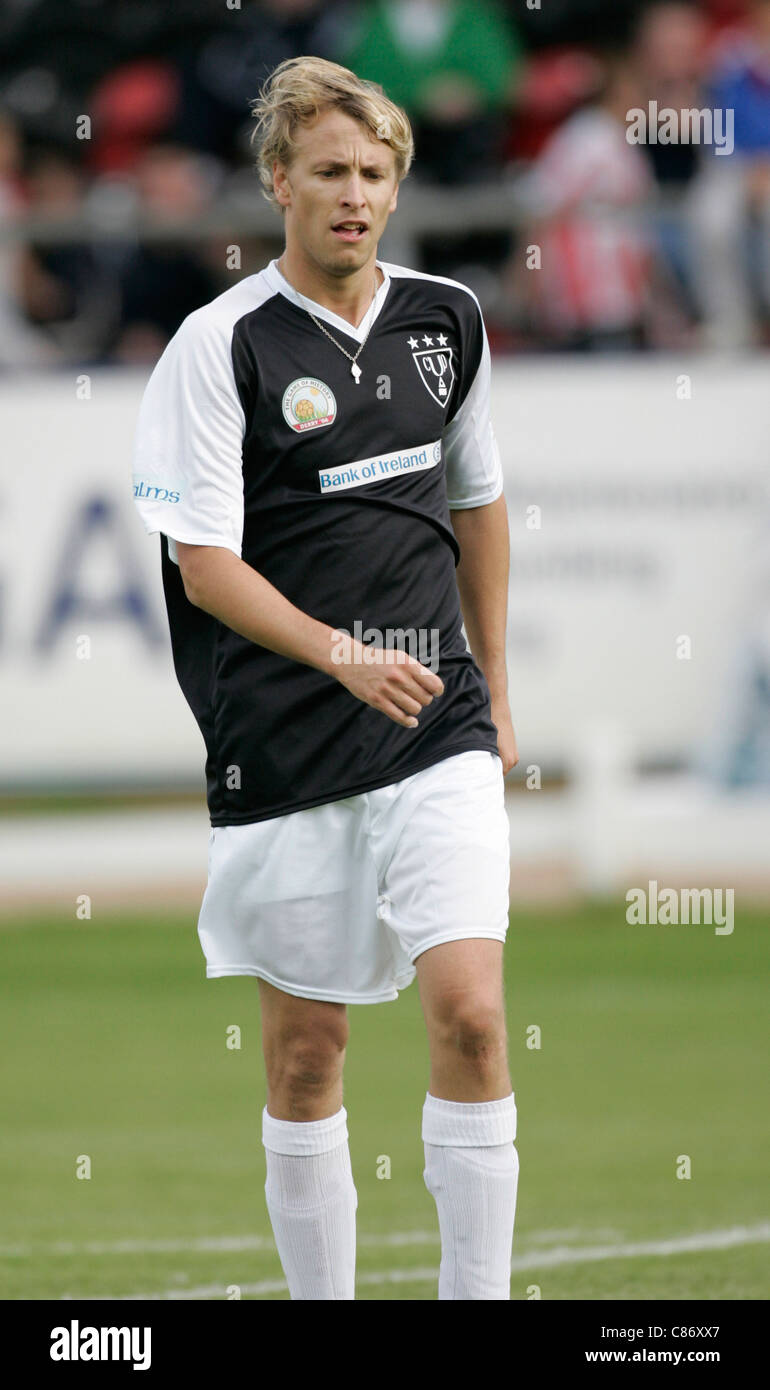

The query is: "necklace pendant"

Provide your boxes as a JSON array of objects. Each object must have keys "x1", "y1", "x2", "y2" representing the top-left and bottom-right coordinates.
[{"x1": 351, "y1": 362, "x2": 362, "y2": 384}]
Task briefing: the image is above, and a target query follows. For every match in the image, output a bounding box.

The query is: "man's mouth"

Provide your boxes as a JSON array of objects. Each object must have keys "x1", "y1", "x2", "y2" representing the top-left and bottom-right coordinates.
[{"x1": 331, "y1": 221, "x2": 368, "y2": 242}]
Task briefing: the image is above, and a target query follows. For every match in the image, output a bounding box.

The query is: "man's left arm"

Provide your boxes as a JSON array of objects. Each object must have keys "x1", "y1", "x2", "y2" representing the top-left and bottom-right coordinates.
[
  {"x1": 443, "y1": 292, "x2": 518, "y2": 775},
  {"x1": 450, "y1": 494, "x2": 518, "y2": 775}
]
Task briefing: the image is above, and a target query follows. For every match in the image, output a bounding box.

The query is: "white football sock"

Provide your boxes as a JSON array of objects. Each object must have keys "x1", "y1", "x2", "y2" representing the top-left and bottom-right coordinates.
[
  {"x1": 422, "y1": 1091, "x2": 519, "y2": 1300},
  {"x1": 262, "y1": 1105, "x2": 357, "y2": 1300}
]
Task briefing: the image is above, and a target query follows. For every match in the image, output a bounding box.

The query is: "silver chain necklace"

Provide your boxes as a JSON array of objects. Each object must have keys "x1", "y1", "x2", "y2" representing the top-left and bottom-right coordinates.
[{"x1": 284, "y1": 266, "x2": 379, "y2": 385}]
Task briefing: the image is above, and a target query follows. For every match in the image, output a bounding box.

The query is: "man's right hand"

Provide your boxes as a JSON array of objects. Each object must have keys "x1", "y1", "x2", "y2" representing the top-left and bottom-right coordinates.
[
  {"x1": 175, "y1": 544, "x2": 444, "y2": 729},
  {"x1": 330, "y1": 632, "x2": 444, "y2": 728}
]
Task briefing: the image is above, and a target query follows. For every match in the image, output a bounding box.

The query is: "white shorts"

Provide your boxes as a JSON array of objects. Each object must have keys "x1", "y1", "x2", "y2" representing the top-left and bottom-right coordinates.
[{"x1": 197, "y1": 749, "x2": 511, "y2": 1004}]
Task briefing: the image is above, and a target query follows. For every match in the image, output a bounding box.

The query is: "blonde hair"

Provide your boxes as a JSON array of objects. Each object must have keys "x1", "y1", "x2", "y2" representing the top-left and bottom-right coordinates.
[{"x1": 250, "y1": 56, "x2": 414, "y2": 209}]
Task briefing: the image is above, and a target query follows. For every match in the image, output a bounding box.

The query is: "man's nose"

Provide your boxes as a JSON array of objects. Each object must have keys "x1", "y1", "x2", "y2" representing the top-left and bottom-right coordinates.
[{"x1": 340, "y1": 173, "x2": 366, "y2": 207}]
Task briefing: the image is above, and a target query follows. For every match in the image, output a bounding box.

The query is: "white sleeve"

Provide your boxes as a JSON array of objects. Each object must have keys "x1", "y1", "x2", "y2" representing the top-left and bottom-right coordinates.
[
  {"x1": 131, "y1": 310, "x2": 246, "y2": 565},
  {"x1": 443, "y1": 316, "x2": 504, "y2": 510}
]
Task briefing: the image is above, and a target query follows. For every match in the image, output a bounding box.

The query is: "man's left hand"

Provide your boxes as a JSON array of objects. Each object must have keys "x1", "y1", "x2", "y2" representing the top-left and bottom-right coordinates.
[{"x1": 491, "y1": 697, "x2": 519, "y2": 776}]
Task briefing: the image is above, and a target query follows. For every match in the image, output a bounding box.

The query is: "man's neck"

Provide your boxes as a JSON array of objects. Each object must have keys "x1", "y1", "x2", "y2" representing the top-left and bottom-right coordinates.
[{"x1": 277, "y1": 249, "x2": 382, "y2": 328}]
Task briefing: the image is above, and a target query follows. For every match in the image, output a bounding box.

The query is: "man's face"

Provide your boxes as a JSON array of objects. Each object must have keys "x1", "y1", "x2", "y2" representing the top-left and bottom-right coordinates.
[{"x1": 273, "y1": 108, "x2": 400, "y2": 278}]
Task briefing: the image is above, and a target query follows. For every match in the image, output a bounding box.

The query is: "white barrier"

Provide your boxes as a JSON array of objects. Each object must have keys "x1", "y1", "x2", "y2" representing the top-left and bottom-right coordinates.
[
  {"x1": 1, "y1": 357, "x2": 767, "y2": 785},
  {"x1": 494, "y1": 356, "x2": 769, "y2": 775}
]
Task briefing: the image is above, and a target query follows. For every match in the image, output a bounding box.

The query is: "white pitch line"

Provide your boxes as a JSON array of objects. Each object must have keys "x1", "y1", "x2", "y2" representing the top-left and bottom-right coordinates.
[
  {"x1": 2, "y1": 1225, "x2": 618, "y2": 1261},
  {"x1": 110, "y1": 1269, "x2": 440, "y2": 1300},
  {"x1": 0, "y1": 1230, "x2": 440, "y2": 1259},
  {"x1": 61, "y1": 1221, "x2": 770, "y2": 1300},
  {"x1": 508, "y1": 1222, "x2": 770, "y2": 1269}
]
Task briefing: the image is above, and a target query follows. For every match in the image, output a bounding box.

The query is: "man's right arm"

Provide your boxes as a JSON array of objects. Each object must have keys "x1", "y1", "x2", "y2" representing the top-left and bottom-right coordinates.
[
  {"x1": 132, "y1": 315, "x2": 441, "y2": 729},
  {"x1": 176, "y1": 542, "x2": 443, "y2": 730}
]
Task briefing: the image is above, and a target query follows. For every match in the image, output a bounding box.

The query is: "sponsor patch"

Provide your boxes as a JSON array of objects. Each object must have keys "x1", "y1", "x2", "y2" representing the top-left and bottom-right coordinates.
[
  {"x1": 282, "y1": 377, "x2": 337, "y2": 432},
  {"x1": 132, "y1": 475, "x2": 181, "y2": 504},
  {"x1": 319, "y1": 440, "x2": 441, "y2": 494}
]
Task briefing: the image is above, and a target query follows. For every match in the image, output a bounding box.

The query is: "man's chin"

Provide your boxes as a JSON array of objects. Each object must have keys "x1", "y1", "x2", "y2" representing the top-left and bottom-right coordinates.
[{"x1": 323, "y1": 237, "x2": 376, "y2": 276}]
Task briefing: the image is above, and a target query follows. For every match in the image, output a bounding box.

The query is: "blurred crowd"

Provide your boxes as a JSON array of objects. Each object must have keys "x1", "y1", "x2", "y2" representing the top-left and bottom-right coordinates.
[{"x1": 1, "y1": 0, "x2": 770, "y2": 365}]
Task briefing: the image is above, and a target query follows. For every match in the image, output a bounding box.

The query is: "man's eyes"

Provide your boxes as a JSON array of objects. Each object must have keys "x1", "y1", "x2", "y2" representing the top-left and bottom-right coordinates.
[{"x1": 318, "y1": 169, "x2": 384, "y2": 179}]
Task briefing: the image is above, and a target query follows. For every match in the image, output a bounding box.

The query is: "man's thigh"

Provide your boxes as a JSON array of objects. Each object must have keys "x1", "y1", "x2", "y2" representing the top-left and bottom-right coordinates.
[
  {"x1": 258, "y1": 978, "x2": 349, "y2": 1120},
  {"x1": 258, "y1": 977, "x2": 349, "y2": 1057},
  {"x1": 374, "y1": 750, "x2": 511, "y2": 964},
  {"x1": 197, "y1": 800, "x2": 404, "y2": 1003},
  {"x1": 414, "y1": 937, "x2": 506, "y2": 1030},
  {"x1": 414, "y1": 938, "x2": 510, "y2": 1100}
]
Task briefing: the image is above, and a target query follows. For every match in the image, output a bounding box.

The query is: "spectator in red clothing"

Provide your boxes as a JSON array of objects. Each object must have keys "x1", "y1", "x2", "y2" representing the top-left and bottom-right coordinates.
[{"x1": 506, "y1": 46, "x2": 655, "y2": 351}]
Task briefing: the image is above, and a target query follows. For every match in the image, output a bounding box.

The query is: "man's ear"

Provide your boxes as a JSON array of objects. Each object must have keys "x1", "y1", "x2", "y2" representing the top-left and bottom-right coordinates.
[
  {"x1": 388, "y1": 178, "x2": 399, "y2": 215},
  {"x1": 273, "y1": 160, "x2": 291, "y2": 209}
]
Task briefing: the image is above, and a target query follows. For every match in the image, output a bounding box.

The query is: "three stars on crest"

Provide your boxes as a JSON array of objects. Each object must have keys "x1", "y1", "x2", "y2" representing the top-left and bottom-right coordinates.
[{"x1": 408, "y1": 333, "x2": 448, "y2": 348}]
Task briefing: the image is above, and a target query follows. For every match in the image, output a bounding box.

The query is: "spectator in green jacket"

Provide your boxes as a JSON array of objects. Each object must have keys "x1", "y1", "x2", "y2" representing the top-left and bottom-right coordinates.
[{"x1": 341, "y1": 0, "x2": 522, "y2": 183}]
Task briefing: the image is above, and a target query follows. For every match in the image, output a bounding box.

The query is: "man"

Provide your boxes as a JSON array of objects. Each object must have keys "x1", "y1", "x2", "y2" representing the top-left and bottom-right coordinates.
[{"x1": 132, "y1": 55, "x2": 519, "y2": 1301}]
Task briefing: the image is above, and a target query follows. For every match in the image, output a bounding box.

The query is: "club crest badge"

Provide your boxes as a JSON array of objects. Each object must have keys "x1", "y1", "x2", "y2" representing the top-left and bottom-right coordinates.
[
  {"x1": 411, "y1": 346, "x2": 455, "y2": 408},
  {"x1": 282, "y1": 377, "x2": 337, "y2": 432}
]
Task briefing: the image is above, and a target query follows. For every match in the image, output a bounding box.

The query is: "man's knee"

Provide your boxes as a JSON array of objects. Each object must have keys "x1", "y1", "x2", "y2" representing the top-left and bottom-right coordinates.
[
  {"x1": 280, "y1": 1032, "x2": 347, "y2": 1095},
  {"x1": 264, "y1": 1007, "x2": 349, "y2": 1099},
  {"x1": 432, "y1": 995, "x2": 507, "y2": 1065}
]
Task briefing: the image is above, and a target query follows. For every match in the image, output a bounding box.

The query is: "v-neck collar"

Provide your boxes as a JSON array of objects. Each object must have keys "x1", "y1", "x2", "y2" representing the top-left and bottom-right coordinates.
[{"x1": 267, "y1": 258, "x2": 391, "y2": 344}]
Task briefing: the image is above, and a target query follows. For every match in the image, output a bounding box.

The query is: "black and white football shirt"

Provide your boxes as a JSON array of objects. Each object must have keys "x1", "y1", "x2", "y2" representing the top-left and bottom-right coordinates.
[{"x1": 132, "y1": 258, "x2": 505, "y2": 825}]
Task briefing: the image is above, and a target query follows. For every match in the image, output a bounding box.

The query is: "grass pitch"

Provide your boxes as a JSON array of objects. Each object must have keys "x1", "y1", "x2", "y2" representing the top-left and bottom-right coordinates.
[{"x1": 0, "y1": 900, "x2": 767, "y2": 1300}]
